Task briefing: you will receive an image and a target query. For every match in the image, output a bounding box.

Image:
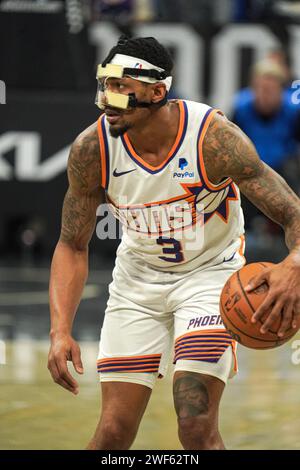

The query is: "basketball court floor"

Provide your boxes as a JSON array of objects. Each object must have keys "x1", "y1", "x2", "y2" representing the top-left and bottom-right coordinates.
[{"x1": 1, "y1": 263, "x2": 300, "y2": 450}]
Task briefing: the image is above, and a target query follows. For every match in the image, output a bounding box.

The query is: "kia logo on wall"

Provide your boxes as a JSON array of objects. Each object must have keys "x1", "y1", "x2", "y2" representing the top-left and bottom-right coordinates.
[{"x1": 0, "y1": 132, "x2": 69, "y2": 181}]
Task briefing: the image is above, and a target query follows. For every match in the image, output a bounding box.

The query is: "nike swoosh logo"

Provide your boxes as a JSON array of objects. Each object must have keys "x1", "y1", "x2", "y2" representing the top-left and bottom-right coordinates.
[
  {"x1": 223, "y1": 252, "x2": 236, "y2": 263},
  {"x1": 113, "y1": 168, "x2": 137, "y2": 177}
]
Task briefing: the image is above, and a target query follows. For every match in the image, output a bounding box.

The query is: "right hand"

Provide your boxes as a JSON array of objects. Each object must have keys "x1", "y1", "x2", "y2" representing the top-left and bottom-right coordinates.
[{"x1": 48, "y1": 333, "x2": 84, "y2": 395}]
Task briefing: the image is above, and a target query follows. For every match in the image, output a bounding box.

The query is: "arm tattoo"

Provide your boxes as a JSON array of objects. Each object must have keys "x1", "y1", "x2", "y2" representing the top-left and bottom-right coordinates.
[
  {"x1": 173, "y1": 374, "x2": 209, "y2": 419},
  {"x1": 203, "y1": 113, "x2": 300, "y2": 252},
  {"x1": 203, "y1": 113, "x2": 264, "y2": 183},
  {"x1": 60, "y1": 122, "x2": 105, "y2": 250}
]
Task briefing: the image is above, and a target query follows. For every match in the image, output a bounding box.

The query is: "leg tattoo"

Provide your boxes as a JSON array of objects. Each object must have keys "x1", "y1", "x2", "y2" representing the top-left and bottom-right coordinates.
[{"x1": 173, "y1": 374, "x2": 209, "y2": 419}]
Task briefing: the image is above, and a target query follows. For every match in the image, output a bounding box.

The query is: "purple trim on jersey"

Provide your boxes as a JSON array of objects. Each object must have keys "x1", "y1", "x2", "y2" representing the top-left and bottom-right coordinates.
[
  {"x1": 97, "y1": 364, "x2": 160, "y2": 373},
  {"x1": 176, "y1": 334, "x2": 232, "y2": 343},
  {"x1": 174, "y1": 356, "x2": 221, "y2": 364},
  {"x1": 102, "y1": 116, "x2": 110, "y2": 190},
  {"x1": 196, "y1": 108, "x2": 232, "y2": 193},
  {"x1": 175, "y1": 344, "x2": 231, "y2": 357},
  {"x1": 97, "y1": 359, "x2": 160, "y2": 368},
  {"x1": 175, "y1": 345, "x2": 229, "y2": 353},
  {"x1": 196, "y1": 107, "x2": 214, "y2": 186}
]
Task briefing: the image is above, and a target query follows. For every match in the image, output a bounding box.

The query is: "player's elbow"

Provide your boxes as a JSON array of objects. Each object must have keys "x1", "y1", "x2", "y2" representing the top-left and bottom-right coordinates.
[{"x1": 57, "y1": 237, "x2": 89, "y2": 255}]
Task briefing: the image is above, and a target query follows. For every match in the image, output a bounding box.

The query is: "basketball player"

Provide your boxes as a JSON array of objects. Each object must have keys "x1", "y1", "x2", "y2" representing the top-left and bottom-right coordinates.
[{"x1": 48, "y1": 36, "x2": 300, "y2": 450}]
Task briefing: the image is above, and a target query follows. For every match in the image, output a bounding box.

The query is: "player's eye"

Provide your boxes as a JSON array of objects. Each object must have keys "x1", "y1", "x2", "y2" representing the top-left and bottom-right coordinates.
[{"x1": 100, "y1": 79, "x2": 127, "y2": 92}]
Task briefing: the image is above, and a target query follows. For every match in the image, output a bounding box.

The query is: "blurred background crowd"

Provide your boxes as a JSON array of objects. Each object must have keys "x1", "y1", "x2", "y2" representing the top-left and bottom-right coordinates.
[
  {"x1": 75, "y1": 0, "x2": 300, "y2": 24},
  {"x1": 3, "y1": 0, "x2": 300, "y2": 24},
  {"x1": 87, "y1": 0, "x2": 300, "y2": 24}
]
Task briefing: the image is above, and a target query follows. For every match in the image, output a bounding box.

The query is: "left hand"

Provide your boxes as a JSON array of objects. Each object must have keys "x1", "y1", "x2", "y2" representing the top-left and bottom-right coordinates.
[{"x1": 245, "y1": 252, "x2": 300, "y2": 337}]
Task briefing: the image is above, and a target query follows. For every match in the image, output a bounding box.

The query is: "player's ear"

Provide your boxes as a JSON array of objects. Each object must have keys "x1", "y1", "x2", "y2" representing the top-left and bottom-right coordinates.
[{"x1": 151, "y1": 83, "x2": 167, "y2": 104}]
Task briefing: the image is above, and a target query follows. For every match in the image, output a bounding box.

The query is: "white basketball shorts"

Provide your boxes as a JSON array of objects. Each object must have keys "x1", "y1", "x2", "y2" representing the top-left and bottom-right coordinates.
[{"x1": 97, "y1": 237, "x2": 246, "y2": 389}]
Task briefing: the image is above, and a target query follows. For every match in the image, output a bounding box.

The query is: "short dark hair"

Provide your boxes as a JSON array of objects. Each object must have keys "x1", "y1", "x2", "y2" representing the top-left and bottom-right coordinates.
[{"x1": 103, "y1": 35, "x2": 174, "y2": 75}]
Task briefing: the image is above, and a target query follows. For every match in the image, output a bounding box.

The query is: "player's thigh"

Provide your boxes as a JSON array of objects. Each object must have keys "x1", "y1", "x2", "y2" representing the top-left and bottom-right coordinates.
[
  {"x1": 97, "y1": 263, "x2": 174, "y2": 389},
  {"x1": 100, "y1": 380, "x2": 152, "y2": 427},
  {"x1": 173, "y1": 370, "x2": 225, "y2": 424},
  {"x1": 98, "y1": 307, "x2": 173, "y2": 389}
]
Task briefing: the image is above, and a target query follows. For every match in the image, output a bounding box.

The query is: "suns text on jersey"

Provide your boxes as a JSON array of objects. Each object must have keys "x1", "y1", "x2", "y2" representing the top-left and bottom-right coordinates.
[{"x1": 108, "y1": 198, "x2": 204, "y2": 239}]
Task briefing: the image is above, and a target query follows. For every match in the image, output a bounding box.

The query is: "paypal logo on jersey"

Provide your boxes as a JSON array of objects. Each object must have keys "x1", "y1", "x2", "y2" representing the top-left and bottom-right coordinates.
[
  {"x1": 173, "y1": 158, "x2": 194, "y2": 179},
  {"x1": 179, "y1": 158, "x2": 188, "y2": 170}
]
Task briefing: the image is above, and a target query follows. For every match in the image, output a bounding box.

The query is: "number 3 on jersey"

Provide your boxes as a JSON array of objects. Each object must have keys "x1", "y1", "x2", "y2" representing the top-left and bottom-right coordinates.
[{"x1": 156, "y1": 237, "x2": 184, "y2": 263}]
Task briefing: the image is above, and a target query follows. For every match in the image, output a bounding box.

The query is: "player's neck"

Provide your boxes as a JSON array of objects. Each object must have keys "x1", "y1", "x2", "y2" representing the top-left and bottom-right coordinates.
[{"x1": 127, "y1": 101, "x2": 179, "y2": 157}]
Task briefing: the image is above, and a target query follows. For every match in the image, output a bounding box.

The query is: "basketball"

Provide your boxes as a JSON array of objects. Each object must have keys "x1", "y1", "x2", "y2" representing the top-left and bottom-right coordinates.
[{"x1": 220, "y1": 262, "x2": 298, "y2": 349}]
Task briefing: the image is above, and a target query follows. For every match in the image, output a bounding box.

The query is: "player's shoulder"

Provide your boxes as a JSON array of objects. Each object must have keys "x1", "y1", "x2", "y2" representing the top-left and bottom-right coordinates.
[
  {"x1": 179, "y1": 98, "x2": 212, "y2": 113},
  {"x1": 72, "y1": 120, "x2": 99, "y2": 153},
  {"x1": 68, "y1": 120, "x2": 101, "y2": 179},
  {"x1": 67, "y1": 120, "x2": 103, "y2": 195},
  {"x1": 68, "y1": 120, "x2": 101, "y2": 169},
  {"x1": 177, "y1": 99, "x2": 215, "y2": 129}
]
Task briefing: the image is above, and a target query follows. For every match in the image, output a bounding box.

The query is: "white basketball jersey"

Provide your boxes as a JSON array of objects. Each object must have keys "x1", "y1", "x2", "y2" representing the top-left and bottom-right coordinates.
[{"x1": 97, "y1": 100, "x2": 245, "y2": 272}]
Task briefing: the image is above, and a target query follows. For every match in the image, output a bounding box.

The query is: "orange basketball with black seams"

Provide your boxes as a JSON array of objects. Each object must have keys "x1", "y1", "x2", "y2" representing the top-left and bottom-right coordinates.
[{"x1": 220, "y1": 262, "x2": 297, "y2": 349}]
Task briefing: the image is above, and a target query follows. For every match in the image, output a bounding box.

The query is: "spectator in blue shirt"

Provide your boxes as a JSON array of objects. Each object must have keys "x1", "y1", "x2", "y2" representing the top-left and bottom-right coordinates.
[
  {"x1": 232, "y1": 59, "x2": 300, "y2": 235},
  {"x1": 232, "y1": 59, "x2": 300, "y2": 174},
  {"x1": 233, "y1": 48, "x2": 295, "y2": 110}
]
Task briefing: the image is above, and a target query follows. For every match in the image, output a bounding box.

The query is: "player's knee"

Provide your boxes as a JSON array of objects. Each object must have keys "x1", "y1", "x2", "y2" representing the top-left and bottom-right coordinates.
[
  {"x1": 96, "y1": 417, "x2": 136, "y2": 450},
  {"x1": 102, "y1": 420, "x2": 127, "y2": 445},
  {"x1": 177, "y1": 415, "x2": 220, "y2": 450}
]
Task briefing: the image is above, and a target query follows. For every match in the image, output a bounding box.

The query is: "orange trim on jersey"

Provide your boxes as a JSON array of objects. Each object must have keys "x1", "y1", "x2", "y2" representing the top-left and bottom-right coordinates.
[
  {"x1": 175, "y1": 329, "x2": 238, "y2": 372},
  {"x1": 97, "y1": 354, "x2": 161, "y2": 373},
  {"x1": 238, "y1": 234, "x2": 246, "y2": 265},
  {"x1": 238, "y1": 235, "x2": 245, "y2": 255},
  {"x1": 175, "y1": 351, "x2": 228, "y2": 358},
  {"x1": 97, "y1": 114, "x2": 108, "y2": 189},
  {"x1": 198, "y1": 109, "x2": 233, "y2": 191},
  {"x1": 175, "y1": 333, "x2": 232, "y2": 348},
  {"x1": 231, "y1": 341, "x2": 238, "y2": 372},
  {"x1": 175, "y1": 328, "x2": 232, "y2": 343},
  {"x1": 106, "y1": 181, "x2": 203, "y2": 210},
  {"x1": 175, "y1": 343, "x2": 230, "y2": 356},
  {"x1": 98, "y1": 367, "x2": 159, "y2": 373},
  {"x1": 97, "y1": 360, "x2": 160, "y2": 367},
  {"x1": 122, "y1": 100, "x2": 186, "y2": 171},
  {"x1": 175, "y1": 342, "x2": 231, "y2": 351},
  {"x1": 97, "y1": 354, "x2": 161, "y2": 365}
]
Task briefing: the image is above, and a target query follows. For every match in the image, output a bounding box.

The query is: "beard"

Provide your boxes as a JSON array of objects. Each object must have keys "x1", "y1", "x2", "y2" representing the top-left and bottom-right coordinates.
[{"x1": 109, "y1": 122, "x2": 132, "y2": 138}]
